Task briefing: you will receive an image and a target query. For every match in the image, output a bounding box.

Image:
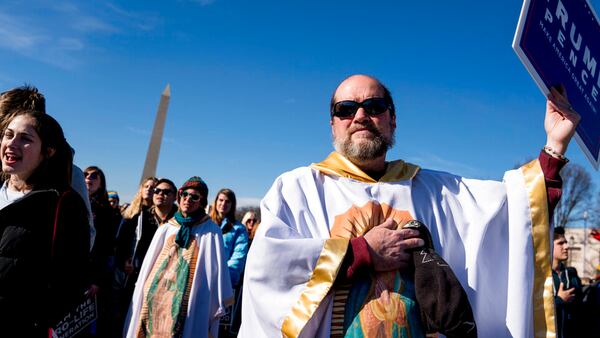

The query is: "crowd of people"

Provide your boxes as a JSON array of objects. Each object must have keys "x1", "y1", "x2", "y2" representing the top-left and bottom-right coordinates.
[
  {"x1": 0, "y1": 85, "x2": 260, "y2": 337},
  {"x1": 0, "y1": 77, "x2": 597, "y2": 338}
]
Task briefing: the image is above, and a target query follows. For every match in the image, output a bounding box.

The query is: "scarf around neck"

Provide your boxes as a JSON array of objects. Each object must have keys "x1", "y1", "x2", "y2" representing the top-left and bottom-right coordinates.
[{"x1": 174, "y1": 209, "x2": 206, "y2": 248}]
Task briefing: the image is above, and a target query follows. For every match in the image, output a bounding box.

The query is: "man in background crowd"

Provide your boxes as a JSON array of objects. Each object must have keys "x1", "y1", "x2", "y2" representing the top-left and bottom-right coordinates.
[
  {"x1": 114, "y1": 178, "x2": 178, "y2": 332},
  {"x1": 552, "y1": 226, "x2": 583, "y2": 338}
]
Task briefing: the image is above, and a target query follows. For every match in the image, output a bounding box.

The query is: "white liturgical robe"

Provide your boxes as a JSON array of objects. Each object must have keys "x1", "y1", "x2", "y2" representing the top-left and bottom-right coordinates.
[{"x1": 240, "y1": 152, "x2": 555, "y2": 338}]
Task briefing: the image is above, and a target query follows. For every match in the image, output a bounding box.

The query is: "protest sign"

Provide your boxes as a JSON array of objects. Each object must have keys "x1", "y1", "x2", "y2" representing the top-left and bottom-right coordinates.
[
  {"x1": 51, "y1": 295, "x2": 97, "y2": 338},
  {"x1": 514, "y1": 0, "x2": 600, "y2": 169}
]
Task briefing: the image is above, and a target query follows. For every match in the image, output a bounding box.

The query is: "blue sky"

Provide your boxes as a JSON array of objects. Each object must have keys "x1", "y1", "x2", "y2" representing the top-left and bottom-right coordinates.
[{"x1": 0, "y1": 0, "x2": 598, "y2": 207}]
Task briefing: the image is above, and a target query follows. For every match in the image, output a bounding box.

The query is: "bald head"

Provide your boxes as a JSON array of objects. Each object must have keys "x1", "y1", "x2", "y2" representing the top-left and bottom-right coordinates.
[
  {"x1": 329, "y1": 75, "x2": 396, "y2": 169},
  {"x1": 330, "y1": 75, "x2": 395, "y2": 118}
]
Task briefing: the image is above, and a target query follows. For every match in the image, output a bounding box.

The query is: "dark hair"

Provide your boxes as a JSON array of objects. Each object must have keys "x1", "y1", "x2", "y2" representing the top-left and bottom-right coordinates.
[
  {"x1": 155, "y1": 178, "x2": 177, "y2": 194},
  {"x1": 329, "y1": 76, "x2": 395, "y2": 117},
  {"x1": 1, "y1": 110, "x2": 72, "y2": 192},
  {"x1": 0, "y1": 85, "x2": 46, "y2": 132},
  {"x1": 554, "y1": 226, "x2": 566, "y2": 240},
  {"x1": 210, "y1": 188, "x2": 237, "y2": 230},
  {"x1": 84, "y1": 166, "x2": 110, "y2": 208}
]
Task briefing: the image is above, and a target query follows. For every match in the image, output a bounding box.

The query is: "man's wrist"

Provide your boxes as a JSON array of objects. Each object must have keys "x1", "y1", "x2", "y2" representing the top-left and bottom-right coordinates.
[
  {"x1": 544, "y1": 138, "x2": 568, "y2": 157},
  {"x1": 543, "y1": 144, "x2": 569, "y2": 162}
]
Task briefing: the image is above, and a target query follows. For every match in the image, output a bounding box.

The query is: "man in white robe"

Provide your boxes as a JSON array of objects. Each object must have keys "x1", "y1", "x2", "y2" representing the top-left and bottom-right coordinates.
[{"x1": 240, "y1": 75, "x2": 579, "y2": 337}]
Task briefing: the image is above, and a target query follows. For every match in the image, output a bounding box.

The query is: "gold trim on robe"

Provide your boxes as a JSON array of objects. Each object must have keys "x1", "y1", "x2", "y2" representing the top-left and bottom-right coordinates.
[
  {"x1": 281, "y1": 238, "x2": 349, "y2": 338},
  {"x1": 281, "y1": 201, "x2": 414, "y2": 337},
  {"x1": 310, "y1": 152, "x2": 420, "y2": 183},
  {"x1": 521, "y1": 159, "x2": 556, "y2": 338}
]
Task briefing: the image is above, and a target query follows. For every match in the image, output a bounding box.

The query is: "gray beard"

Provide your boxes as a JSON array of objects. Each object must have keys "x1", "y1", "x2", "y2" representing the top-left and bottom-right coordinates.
[{"x1": 333, "y1": 130, "x2": 395, "y2": 163}]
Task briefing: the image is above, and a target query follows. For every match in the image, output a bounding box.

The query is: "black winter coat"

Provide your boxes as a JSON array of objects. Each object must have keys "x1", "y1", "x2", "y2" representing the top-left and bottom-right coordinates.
[
  {"x1": 89, "y1": 195, "x2": 120, "y2": 288},
  {"x1": 0, "y1": 189, "x2": 90, "y2": 337}
]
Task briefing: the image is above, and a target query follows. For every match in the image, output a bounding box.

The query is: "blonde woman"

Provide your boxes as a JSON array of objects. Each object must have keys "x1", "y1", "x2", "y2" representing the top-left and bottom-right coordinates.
[
  {"x1": 241, "y1": 210, "x2": 259, "y2": 241},
  {"x1": 122, "y1": 177, "x2": 157, "y2": 220}
]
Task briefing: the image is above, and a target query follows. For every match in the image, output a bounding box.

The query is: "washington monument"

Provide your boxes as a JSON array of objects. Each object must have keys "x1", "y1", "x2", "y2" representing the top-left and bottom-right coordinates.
[{"x1": 140, "y1": 84, "x2": 170, "y2": 183}]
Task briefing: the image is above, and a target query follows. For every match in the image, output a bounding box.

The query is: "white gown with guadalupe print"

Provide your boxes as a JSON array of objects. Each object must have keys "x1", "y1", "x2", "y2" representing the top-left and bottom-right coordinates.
[
  {"x1": 239, "y1": 152, "x2": 556, "y2": 338},
  {"x1": 125, "y1": 218, "x2": 233, "y2": 338}
]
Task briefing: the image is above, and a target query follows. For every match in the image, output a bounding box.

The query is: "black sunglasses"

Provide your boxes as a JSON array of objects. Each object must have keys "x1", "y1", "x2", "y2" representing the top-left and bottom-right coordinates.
[
  {"x1": 84, "y1": 171, "x2": 99, "y2": 180},
  {"x1": 331, "y1": 98, "x2": 390, "y2": 119},
  {"x1": 154, "y1": 188, "x2": 173, "y2": 196},
  {"x1": 181, "y1": 191, "x2": 201, "y2": 202}
]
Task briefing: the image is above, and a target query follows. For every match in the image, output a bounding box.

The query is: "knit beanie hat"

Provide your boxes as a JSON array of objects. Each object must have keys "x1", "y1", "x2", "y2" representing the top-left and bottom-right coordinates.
[{"x1": 177, "y1": 176, "x2": 208, "y2": 201}]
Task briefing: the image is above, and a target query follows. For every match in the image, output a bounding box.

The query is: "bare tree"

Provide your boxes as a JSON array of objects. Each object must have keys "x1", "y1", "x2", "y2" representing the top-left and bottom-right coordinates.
[
  {"x1": 586, "y1": 194, "x2": 600, "y2": 230},
  {"x1": 553, "y1": 163, "x2": 595, "y2": 228}
]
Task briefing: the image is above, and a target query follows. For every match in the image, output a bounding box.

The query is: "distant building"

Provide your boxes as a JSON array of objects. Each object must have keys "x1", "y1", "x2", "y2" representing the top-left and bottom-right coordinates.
[{"x1": 564, "y1": 227, "x2": 600, "y2": 282}]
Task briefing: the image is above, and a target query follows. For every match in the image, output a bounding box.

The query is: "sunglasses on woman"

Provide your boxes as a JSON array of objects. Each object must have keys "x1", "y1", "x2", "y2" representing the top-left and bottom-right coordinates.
[
  {"x1": 331, "y1": 97, "x2": 390, "y2": 119},
  {"x1": 84, "y1": 172, "x2": 99, "y2": 180},
  {"x1": 181, "y1": 191, "x2": 201, "y2": 202}
]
